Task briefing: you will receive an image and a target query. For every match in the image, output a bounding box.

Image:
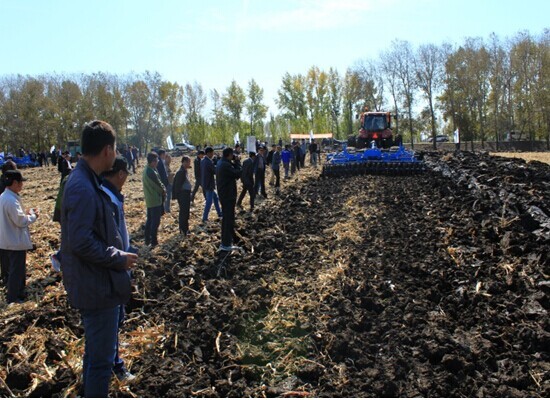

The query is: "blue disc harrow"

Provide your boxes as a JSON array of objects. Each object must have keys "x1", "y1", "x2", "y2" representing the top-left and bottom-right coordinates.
[{"x1": 321, "y1": 144, "x2": 425, "y2": 177}]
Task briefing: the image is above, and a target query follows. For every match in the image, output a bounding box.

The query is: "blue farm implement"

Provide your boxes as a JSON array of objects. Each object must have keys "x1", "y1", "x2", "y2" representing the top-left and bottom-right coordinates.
[
  {"x1": 0, "y1": 155, "x2": 38, "y2": 168},
  {"x1": 321, "y1": 144, "x2": 425, "y2": 177}
]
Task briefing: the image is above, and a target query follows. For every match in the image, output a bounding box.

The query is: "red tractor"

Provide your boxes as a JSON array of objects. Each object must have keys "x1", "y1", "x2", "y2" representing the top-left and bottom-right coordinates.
[{"x1": 348, "y1": 108, "x2": 400, "y2": 149}]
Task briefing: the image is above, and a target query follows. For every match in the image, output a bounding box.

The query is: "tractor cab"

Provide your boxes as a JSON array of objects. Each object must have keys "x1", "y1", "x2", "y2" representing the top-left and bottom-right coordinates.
[
  {"x1": 357, "y1": 112, "x2": 393, "y2": 149},
  {"x1": 362, "y1": 113, "x2": 390, "y2": 132}
]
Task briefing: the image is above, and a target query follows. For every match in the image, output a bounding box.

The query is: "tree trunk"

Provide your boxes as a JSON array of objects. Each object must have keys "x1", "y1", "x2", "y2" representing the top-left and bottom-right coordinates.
[
  {"x1": 429, "y1": 97, "x2": 437, "y2": 151},
  {"x1": 408, "y1": 104, "x2": 414, "y2": 150}
]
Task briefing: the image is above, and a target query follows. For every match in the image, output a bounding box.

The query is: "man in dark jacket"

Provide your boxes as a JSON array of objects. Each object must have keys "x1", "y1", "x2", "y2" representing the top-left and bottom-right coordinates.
[
  {"x1": 191, "y1": 150, "x2": 205, "y2": 203},
  {"x1": 272, "y1": 145, "x2": 282, "y2": 194},
  {"x1": 201, "y1": 147, "x2": 222, "y2": 222},
  {"x1": 156, "y1": 149, "x2": 170, "y2": 213},
  {"x1": 59, "y1": 151, "x2": 72, "y2": 181},
  {"x1": 172, "y1": 156, "x2": 193, "y2": 235},
  {"x1": 131, "y1": 146, "x2": 139, "y2": 167},
  {"x1": 60, "y1": 120, "x2": 138, "y2": 398},
  {"x1": 216, "y1": 147, "x2": 242, "y2": 252},
  {"x1": 237, "y1": 152, "x2": 256, "y2": 212},
  {"x1": 309, "y1": 140, "x2": 318, "y2": 167},
  {"x1": 254, "y1": 146, "x2": 268, "y2": 198}
]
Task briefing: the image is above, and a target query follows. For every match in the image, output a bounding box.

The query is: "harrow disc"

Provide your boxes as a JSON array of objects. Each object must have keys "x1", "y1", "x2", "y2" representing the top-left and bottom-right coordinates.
[{"x1": 321, "y1": 161, "x2": 426, "y2": 178}]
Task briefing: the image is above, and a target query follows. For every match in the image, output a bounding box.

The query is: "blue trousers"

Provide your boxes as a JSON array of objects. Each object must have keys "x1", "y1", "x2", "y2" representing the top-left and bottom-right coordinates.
[
  {"x1": 202, "y1": 190, "x2": 222, "y2": 222},
  {"x1": 81, "y1": 306, "x2": 120, "y2": 397}
]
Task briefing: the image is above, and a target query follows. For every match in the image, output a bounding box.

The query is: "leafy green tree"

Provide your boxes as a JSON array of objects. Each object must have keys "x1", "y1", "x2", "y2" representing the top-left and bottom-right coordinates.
[
  {"x1": 510, "y1": 31, "x2": 547, "y2": 142},
  {"x1": 245, "y1": 79, "x2": 268, "y2": 137},
  {"x1": 160, "y1": 81, "x2": 184, "y2": 142},
  {"x1": 222, "y1": 80, "x2": 246, "y2": 144},
  {"x1": 210, "y1": 88, "x2": 228, "y2": 145},
  {"x1": 341, "y1": 69, "x2": 362, "y2": 137},
  {"x1": 327, "y1": 68, "x2": 342, "y2": 138},
  {"x1": 276, "y1": 72, "x2": 309, "y2": 134},
  {"x1": 183, "y1": 81, "x2": 207, "y2": 145},
  {"x1": 125, "y1": 79, "x2": 151, "y2": 152}
]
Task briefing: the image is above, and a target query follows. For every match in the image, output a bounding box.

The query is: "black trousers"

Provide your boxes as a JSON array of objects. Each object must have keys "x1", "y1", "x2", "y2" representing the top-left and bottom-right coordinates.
[
  {"x1": 237, "y1": 183, "x2": 255, "y2": 210},
  {"x1": 273, "y1": 168, "x2": 281, "y2": 188},
  {"x1": 220, "y1": 198, "x2": 236, "y2": 247},
  {"x1": 254, "y1": 169, "x2": 267, "y2": 197},
  {"x1": 0, "y1": 249, "x2": 26, "y2": 303},
  {"x1": 176, "y1": 191, "x2": 191, "y2": 233}
]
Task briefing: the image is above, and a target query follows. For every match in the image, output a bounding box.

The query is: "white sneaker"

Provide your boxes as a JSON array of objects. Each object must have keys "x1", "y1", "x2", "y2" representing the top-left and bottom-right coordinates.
[
  {"x1": 218, "y1": 245, "x2": 233, "y2": 252},
  {"x1": 50, "y1": 254, "x2": 61, "y2": 272}
]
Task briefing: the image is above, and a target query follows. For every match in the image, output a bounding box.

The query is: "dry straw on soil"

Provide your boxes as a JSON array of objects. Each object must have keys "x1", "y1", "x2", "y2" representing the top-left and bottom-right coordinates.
[{"x1": 491, "y1": 152, "x2": 550, "y2": 164}]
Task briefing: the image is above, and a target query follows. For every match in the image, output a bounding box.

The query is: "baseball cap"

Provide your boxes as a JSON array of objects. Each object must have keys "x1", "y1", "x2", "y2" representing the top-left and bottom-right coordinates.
[{"x1": 109, "y1": 156, "x2": 129, "y2": 174}]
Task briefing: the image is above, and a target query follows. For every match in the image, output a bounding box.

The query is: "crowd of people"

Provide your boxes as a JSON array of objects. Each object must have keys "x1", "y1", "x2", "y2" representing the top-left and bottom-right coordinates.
[{"x1": 0, "y1": 120, "x2": 323, "y2": 397}]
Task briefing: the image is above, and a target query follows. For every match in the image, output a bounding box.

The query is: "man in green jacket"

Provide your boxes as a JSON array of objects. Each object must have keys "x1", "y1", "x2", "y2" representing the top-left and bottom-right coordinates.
[{"x1": 142, "y1": 152, "x2": 165, "y2": 247}]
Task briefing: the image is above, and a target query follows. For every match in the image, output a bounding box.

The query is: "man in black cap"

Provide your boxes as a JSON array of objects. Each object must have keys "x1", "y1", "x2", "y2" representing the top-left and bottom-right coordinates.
[
  {"x1": 191, "y1": 150, "x2": 205, "y2": 203},
  {"x1": 0, "y1": 159, "x2": 17, "y2": 195},
  {"x1": 59, "y1": 151, "x2": 73, "y2": 181},
  {"x1": 100, "y1": 155, "x2": 136, "y2": 382},
  {"x1": 101, "y1": 156, "x2": 133, "y2": 254},
  {"x1": 0, "y1": 170, "x2": 39, "y2": 304}
]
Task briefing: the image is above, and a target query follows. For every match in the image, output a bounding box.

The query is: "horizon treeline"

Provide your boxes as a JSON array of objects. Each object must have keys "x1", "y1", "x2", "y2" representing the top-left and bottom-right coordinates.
[{"x1": 0, "y1": 29, "x2": 547, "y2": 153}]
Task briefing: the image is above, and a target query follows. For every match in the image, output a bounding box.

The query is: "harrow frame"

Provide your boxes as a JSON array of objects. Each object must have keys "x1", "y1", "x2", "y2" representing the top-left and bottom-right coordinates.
[{"x1": 321, "y1": 144, "x2": 425, "y2": 177}]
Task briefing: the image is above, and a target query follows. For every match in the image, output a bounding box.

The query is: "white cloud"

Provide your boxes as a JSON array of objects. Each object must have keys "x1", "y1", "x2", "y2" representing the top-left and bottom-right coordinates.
[
  {"x1": 259, "y1": 0, "x2": 380, "y2": 31},
  {"x1": 203, "y1": 0, "x2": 401, "y2": 33}
]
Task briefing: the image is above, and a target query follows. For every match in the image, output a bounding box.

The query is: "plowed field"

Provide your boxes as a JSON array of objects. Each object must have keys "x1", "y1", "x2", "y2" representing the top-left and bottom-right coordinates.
[{"x1": 0, "y1": 151, "x2": 548, "y2": 397}]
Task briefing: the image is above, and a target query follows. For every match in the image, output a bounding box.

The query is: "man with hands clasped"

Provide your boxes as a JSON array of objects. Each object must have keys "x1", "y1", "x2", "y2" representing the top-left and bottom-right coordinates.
[{"x1": 59, "y1": 120, "x2": 138, "y2": 397}]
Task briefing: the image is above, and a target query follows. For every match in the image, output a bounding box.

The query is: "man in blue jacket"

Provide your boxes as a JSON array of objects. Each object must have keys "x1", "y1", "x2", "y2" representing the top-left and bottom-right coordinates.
[
  {"x1": 60, "y1": 120, "x2": 138, "y2": 397},
  {"x1": 100, "y1": 155, "x2": 137, "y2": 382}
]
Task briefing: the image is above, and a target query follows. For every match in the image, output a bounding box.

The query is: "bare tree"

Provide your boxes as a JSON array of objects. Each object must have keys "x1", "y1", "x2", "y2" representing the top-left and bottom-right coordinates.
[
  {"x1": 415, "y1": 43, "x2": 444, "y2": 149},
  {"x1": 391, "y1": 40, "x2": 417, "y2": 148},
  {"x1": 380, "y1": 51, "x2": 401, "y2": 137}
]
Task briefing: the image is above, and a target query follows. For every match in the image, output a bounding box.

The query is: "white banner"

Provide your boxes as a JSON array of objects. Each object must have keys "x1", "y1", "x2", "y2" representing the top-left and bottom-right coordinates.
[
  {"x1": 309, "y1": 129, "x2": 314, "y2": 142},
  {"x1": 50, "y1": 145, "x2": 56, "y2": 153},
  {"x1": 246, "y1": 136, "x2": 256, "y2": 154},
  {"x1": 234, "y1": 132, "x2": 240, "y2": 145},
  {"x1": 454, "y1": 128, "x2": 460, "y2": 143},
  {"x1": 166, "y1": 136, "x2": 174, "y2": 150}
]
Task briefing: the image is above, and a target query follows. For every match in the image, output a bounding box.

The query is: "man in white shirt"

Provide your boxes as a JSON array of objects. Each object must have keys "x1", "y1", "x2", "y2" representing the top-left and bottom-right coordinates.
[{"x1": 0, "y1": 170, "x2": 39, "y2": 304}]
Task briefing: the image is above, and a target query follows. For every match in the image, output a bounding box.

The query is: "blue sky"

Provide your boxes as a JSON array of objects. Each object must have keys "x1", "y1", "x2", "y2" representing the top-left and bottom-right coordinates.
[{"x1": 1, "y1": 0, "x2": 548, "y2": 113}]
